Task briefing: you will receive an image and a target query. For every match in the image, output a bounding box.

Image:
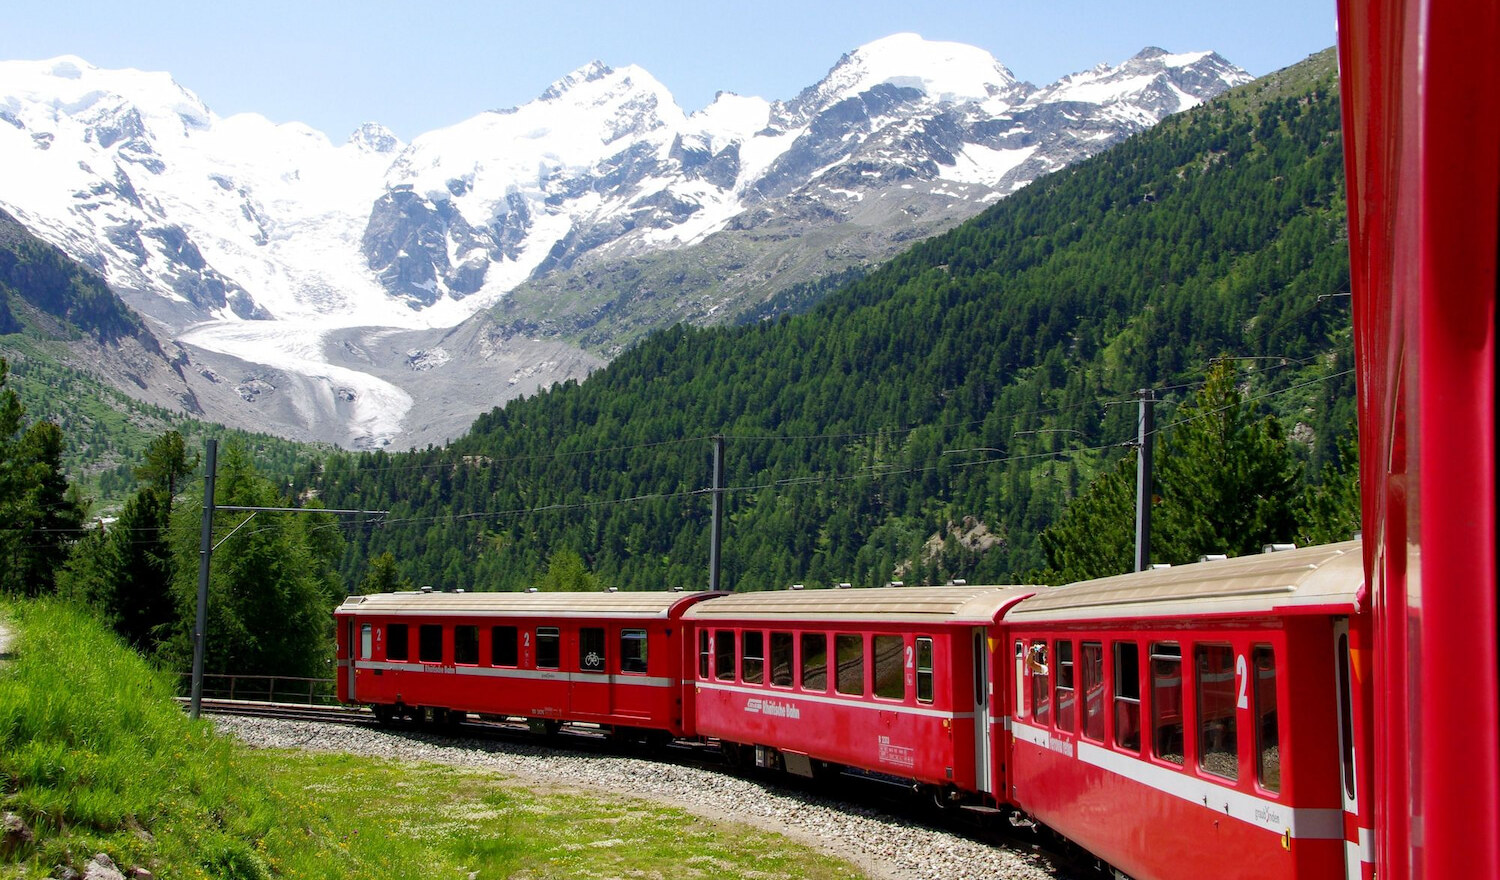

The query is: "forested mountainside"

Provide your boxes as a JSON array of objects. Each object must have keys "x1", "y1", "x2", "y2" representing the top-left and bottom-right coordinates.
[{"x1": 311, "y1": 49, "x2": 1352, "y2": 592}]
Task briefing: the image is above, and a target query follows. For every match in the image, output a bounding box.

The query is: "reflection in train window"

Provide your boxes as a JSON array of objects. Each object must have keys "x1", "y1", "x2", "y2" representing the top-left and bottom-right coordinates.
[
  {"x1": 1151, "y1": 643, "x2": 1184, "y2": 765},
  {"x1": 1196, "y1": 644, "x2": 1238, "y2": 779}
]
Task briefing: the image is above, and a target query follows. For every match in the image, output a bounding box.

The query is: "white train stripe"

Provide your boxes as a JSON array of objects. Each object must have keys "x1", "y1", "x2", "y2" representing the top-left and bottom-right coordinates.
[
  {"x1": 1012, "y1": 719, "x2": 1343, "y2": 840},
  {"x1": 354, "y1": 660, "x2": 674, "y2": 689},
  {"x1": 695, "y1": 680, "x2": 975, "y2": 720}
]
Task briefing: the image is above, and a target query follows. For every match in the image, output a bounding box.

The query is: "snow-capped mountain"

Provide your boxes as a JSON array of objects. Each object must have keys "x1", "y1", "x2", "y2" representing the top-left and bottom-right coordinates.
[{"x1": 0, "y1": 36, "x2": 1251, "y2": 449}]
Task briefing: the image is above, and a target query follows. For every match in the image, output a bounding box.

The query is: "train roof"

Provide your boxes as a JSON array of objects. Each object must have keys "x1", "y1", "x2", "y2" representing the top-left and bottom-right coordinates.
[
  {"x1": 336, "y1": 589, "x2": 719, "y2": 620},
  {"x1": 1007, "y1": 541, "x2": 1364, "y2": 623},
  {"x1": 682, "y1": 584, "x2": 1036, "y2": 624}
]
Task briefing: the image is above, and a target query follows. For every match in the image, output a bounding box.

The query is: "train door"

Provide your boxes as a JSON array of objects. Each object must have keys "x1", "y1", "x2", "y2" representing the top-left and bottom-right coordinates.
[
  {"x1": 972, "y1": 628, "x2": 993, "y2": 795},
  {"x1": 571, "y1": 625, "x2": 612, "y2": 717},
  {"x1": 1333, "y1": 619, "x2": 1369, "y2": 879}
]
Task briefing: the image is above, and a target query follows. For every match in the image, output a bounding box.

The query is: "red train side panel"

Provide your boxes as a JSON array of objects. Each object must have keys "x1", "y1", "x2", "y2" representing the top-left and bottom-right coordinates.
[{"x1": 1336, "y1": 1, "x2": 1499, "y2": 878}]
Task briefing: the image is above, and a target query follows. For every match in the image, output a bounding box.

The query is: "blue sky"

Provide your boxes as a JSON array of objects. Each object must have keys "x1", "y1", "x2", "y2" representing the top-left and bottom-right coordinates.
[{"x1": 3, "y1": 1, "x2": 1337, "y2": 140}]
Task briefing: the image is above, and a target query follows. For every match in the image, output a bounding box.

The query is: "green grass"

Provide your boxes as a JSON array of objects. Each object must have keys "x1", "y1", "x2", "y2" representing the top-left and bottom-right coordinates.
[{"x1": 0, "y1": 599, "x2": 863, "y2": 879}]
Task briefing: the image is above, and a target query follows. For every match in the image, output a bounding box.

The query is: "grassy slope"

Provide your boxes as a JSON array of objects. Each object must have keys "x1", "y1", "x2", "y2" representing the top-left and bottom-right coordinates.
[{"x1": 0, "y1": 600, "x2": 861, "y2": 879}]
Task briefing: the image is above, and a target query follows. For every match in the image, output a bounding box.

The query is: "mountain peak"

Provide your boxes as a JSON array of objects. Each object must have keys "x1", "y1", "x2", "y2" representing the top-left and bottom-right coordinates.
[
  {"x1": 539, "y1": 60, "x2": 615, "y2": 101},
  {"x1": 347, "y1": 122, "x2": 401, "y2": 153}
]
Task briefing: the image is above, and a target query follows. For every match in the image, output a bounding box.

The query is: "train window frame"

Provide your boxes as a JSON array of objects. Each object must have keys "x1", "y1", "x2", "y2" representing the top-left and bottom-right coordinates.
[
  {"x1": 714, "y1": 629, "x2": 736, "y2": 682},
  {"x1": 742, "y1": 630, "x2": 765, "y2": 684},
  {"x1": 1055, "y1": 639, "x2": 1076, "y2": 732},
  {"x1": 1030, "y1": 640, "x2": 1051, "y2": 725},
  {"x1": 387, "y1": 623, "x2": 409, "y2": 661},
  {"x1": 801, "y1": 632, "x2": 828, "y2": 692},
  {"x1": 1151, "y1": 642, "x2": 1185, "y2": 766},
  {"x1": 770, "y1": 631, "x2": 794, "y2": 688},
  {"x1": 835, "y1": 633, "x2": 865, "y2": 696},
  {"x1": 418, "y1": 624, "x2": 443, "y2": 664},
  {"x1": 620, "y1": 629, "x2": 648, "y2": 674},
  {"x1": 359, "y1": 624, "x2": 372, "y2": 659},
  {"x1": 579, "y1": 627, "x2": 606, "y2": 673},
  {"x1": 492, "y1": 626, "x2": 519, "y2": 667},
  {"x1": 536, "y1": 627, "x2": 560, "y2": 670},
  {"x1": 454, "y1": 625, "x2": 480, "y2": 666},
  {"x1": 1081, "y1": 641, "x2": 1105, "y2": 742},
  {"x1": 1253, "y1": 644, "x2": 1281, "y2": 793},
  {"x1": 916, "y1": 637, "x2": 935, "y2": 704},
  {"x1": 698, "y1": 630, "x2": 710, "y2": 679},
  {"x1": 1114, "y1": 641, "x2": 1141, "y2": 752},
  {"x1": 873, "y1": 634, "x2": 905, "y2": 701},
  {"x1": 1195, "y1": 643, "x2": 1239, "y2": 781}
]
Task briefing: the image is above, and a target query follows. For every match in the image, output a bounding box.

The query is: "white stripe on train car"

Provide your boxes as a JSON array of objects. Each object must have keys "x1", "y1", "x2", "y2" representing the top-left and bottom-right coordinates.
[
  {"x1": 1012, "y1": 719, "x2": 1343, "y2": 840},
  {"x1": 354, "y1": 660, "x2": 675, "y2": 689},
  {"x1": 695, "y1": 680, "x2": 975, "y2": 720}
]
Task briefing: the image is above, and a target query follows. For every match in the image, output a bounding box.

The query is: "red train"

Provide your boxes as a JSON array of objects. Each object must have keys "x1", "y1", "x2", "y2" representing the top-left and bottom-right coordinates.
[
  {"x1": 336, "y1": 542, "x2": 1367, "y2": 880},
  {"x1": 335, "y1": 0, "x2": 1498, "y2": 876}
]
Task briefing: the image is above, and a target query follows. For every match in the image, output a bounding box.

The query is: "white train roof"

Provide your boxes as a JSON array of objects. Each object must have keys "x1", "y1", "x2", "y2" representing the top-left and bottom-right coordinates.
[
  {"x1": 683, "y1": 584, "x2": 1036, "y2": 624},
  {"x1": 1008, "y1": 541, "x2": 1364, "y2": 623},
  {"x1": 336, "y1": 589, "x2": 718, "y2": 620}
]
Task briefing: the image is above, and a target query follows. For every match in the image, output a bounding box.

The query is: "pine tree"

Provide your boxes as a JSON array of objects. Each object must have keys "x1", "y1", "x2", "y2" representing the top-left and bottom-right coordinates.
[{"x1": 1, "y1": 359, "x2": 84, "y2": 596}]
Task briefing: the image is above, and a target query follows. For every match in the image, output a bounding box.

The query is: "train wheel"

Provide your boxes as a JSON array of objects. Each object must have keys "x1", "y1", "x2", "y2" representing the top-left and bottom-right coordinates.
[{"x1": 372, "y1": 704, "x2": 395, "y2": 727}]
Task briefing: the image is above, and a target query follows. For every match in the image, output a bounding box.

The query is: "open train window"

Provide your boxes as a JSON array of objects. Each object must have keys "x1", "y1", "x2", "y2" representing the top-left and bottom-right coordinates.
[
  {"x1": 419, "y1": 625, "x2": 443, "y2": 663},
  {"x1": 454, "y1": 625, "x2": 479, "y2": 665},
  {"x1": 742, "y1": 631, "x2": 765, "y2": 684},
  {"x1": 1081, "y1": 642, "x2": 1104, "y2": 742},
  {"x1": 916, "y1": 637, "x2": 934, "y2": 704},
  {"x1": 1055, "y1": 640, "x2": 1076, "y2": 732},
  {"x1": 801, "y1": 632, "x2": 828, "y2": 691},
  {"x1": 579, "y1": 627, "x2": 606, "y2": 673},
  {"x1": 1253, "y1": 645, "x2": 1280, "y2": 792},
  {"x1": 836, "y1": 634, "x2": 865, "y2": 696},
  {"x1": 387, "y1": 624, "x2": 408, "y2": 661},
  {"x1": 1151, "y1": 643, "x2": 1184, "y2": 765},
  {"x1": 492, "y1": 626, "x2": 518, "y2": 667},
  {"x1": 1195, "y1": 644, "x2": 1238, "y2": 780},
  {"x1": 1114, "y1": 641, "x2": 1141, "y2": 751},
  {"x1": 1030, "y1": 641, "x2": 1051, "y2": 725},
  {"x1": 771, "y1": 632, "x2": 794, "y2": 687},
  {"x1": 873, "y1": 635, "x2": 904, "y2": 700},
  {"x1": 620, "y1": 629, "x2": 648, "y2": 673},
  {"x1": 536, "y1": 627, "x2": 560, "y2": 670},
  {"x1": 714, "y1": 629, "x2": 735, "y2": 681}
]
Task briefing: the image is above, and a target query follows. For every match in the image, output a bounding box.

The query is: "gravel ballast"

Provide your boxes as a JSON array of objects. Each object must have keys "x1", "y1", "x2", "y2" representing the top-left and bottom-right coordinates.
[{"x1": 215, "y1": 716, "x2": 1063, "y2": 880}]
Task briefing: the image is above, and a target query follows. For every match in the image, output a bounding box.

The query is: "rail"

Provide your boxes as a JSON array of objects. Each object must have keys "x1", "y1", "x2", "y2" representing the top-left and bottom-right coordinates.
[{"x1": 178, "y1": 673, "x2": 338, "y2": 706}]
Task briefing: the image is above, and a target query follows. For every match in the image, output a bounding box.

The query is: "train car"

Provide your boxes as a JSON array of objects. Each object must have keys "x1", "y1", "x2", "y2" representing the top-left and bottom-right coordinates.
[
  {"x1": 334, "y1": 589, "x2": 717, "y2": 737},
  {"x1": 682, "y1": 584, "x2": 1034, "y2": 804},
  {"x1": 1335, "y1": 1, "x2": 1499, "y2": 877},
  {"x1": 1001, "y1": 542, "x2": 1367, "y2": 880}
]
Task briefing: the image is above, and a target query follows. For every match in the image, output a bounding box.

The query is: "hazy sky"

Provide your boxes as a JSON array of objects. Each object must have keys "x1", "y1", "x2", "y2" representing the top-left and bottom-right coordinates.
[{"x1": 4, "y1": 1, "x2": 1337, "y2": 141}]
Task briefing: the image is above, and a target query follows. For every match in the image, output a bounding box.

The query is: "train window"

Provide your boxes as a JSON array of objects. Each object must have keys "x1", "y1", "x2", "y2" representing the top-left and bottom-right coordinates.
[
  {"x1": 801, "y1": 633, "x2": 828, "y2": 691},
  {"x1": 916, "y1": 637, "x2": 935, "y2": 704},
  {"x1": 536, "y1": 627, "x2": 560, "y2": 670},
  {"x1": 873, "y1": 635, "x2": 904, "y2": 700},
  {"x1": 771, "y1": 632, "x2": 794, "y2": 687},
  {"x1": 1253, "y1": 645, "x2": 1280, "y2": 792},
  {"x1": 1055, "y1": 640, "x2": 1076, "y2": 732},
  {"x1": 742, "y1": 631, "x2": 765, "y2": 684},
  {"x1": 419, "y1": 625, "x2": 443, "y2": 663},
  {"x1": 1030, "y1": 641, "x2": 1051, "y2": 725},
  {"x1": 492, "y1": 626, "x2": 518, "y2": 666},
  {"x1": 698, "y1": 630, "x2": 710, "y2": 679},
  {"x1": 1337, "y1": 633, "x2": 1355, "y2": 798},
  {"x1": 1081, "y1": 642, "x2": 1104, "y2": 742},
  {"x1": 714, "y1": 629, "x2": 735, "y2": 681},
  {"x1": 360, "y1": 625, "x2": 372, "y2": 659},
  {"x1": 835, "y1": 634, "x2": 865, "y2": 696},
  {"x1": 1195, "y1": 644, "x2": 1238, "y2": 780},
  {"x1": 579, "y1": 627, "x2": 606, "y2": 673},
  {"x1": 454, "y1": 626, "x2": 479, "y2": 665},
  {"x1": 1014, "y1": 641, "x2": 1026, "y2": 717},
  {"x1": 1114, "y1": 642, "x2": 1141, "y2": 751},
  {"x1": 620, "y1": 629, "x2": 648, "y2": 673},
  {"x1": 387, "y1": 624, "x2": 409, "y2": 661},
  {"x1": 1151, "y1": 643, "x2": 1184, "y2": 765}
]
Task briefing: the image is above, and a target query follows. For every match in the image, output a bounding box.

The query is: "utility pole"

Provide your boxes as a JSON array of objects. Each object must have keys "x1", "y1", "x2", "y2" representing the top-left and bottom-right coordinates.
[
  {"x1": 1134, "y1": 389, "x2": 1156, "y2": 572},
  {"x1": 709, "y1": 435, "x2": 725, "y2": 592},
  {"x1": 188, "y1": 438, "x2": 387, "y2": 720}
]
